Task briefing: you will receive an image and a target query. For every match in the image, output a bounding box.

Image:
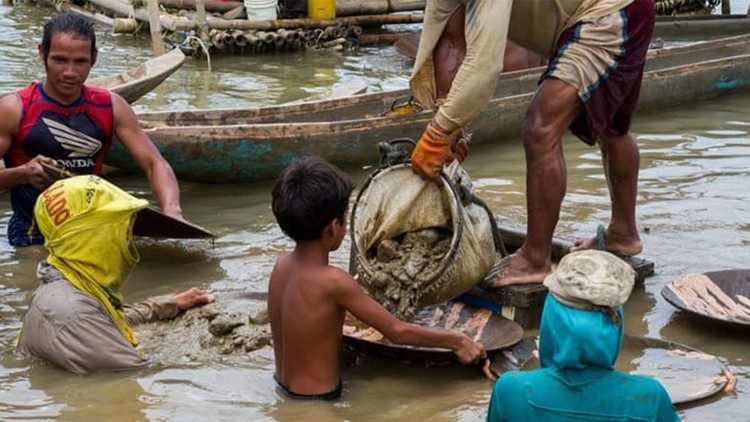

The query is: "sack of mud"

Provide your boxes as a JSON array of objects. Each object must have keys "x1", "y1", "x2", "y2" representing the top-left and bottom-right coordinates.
[{"x1": 351, "y1": 161, "x2": 502, "y2": 320}]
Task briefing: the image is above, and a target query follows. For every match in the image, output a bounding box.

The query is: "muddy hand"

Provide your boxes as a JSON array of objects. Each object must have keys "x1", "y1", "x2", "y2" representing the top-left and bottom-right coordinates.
[
  {"x1": 173, "y1": 287, "x2": 214, "y2": 311},
  {"x1": 454, "y1": 334, "x2": 486, "y2": 365},
  {"x1": 23, "y1": 155, "x2": 56, "y2": 190},
  {"x1": 483, "y1": 358, "x2": 498, "y2": 381}
]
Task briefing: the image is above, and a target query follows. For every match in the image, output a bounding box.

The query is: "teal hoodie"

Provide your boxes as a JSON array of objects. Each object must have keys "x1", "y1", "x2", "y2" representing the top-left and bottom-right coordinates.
[{"x1": 487, "y1": 295, "x2": 679, "y2": 421}]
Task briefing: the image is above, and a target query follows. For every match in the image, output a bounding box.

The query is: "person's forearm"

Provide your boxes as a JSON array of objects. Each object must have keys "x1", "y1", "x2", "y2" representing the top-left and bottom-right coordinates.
[
  {"x1": 388, "y1": 322, "x2": 467, "y2": 351},
  {"x1": 123, "y1": 294, "x2": 180, "y2": 326},
  {"x1": 146, "y1": 159, "x2": 182, "y2": 215},
  {"x1": 434, "y1": 0, "x2": 512, "y2": 132},
  {"x1": 0, "y1": 167, "x2": 29, "y2": 190}
]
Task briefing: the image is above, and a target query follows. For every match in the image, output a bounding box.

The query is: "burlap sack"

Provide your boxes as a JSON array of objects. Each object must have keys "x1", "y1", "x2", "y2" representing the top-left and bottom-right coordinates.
[{"x1": 351, "y1": 163, "x2": 498, "y2": 319}]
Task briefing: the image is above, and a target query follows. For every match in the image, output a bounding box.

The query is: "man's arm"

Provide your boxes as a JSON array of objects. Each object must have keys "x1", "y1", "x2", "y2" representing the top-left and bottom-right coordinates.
[
  {"x1": 112, "y1": 93, "x2": 182, "y2": 218},
  {"x1": 330, "y1": 268, "x2": 485, "y2": 364},
  {"x1": 434, "y1": 0, "x2": 513, "y2": 132},
  {"x1": 0, "y1": 95, "x2": 54, "y2": 190}
]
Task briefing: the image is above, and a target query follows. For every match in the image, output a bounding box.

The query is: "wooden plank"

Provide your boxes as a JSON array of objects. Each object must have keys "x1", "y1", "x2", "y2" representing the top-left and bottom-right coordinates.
[{"x1": 466, "y1": 223, "x2": 656, "y2": 329}]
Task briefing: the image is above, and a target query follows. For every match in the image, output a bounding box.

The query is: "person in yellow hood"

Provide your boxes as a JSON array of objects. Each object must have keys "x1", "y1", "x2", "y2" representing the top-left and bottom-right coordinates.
[{"x1": 16, "y1": 175, "x2": 211, "y2": 373}]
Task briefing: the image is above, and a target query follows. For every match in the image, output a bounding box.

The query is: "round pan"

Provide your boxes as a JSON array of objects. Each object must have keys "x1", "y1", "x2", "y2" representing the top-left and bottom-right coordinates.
[
  {"x1": 343, "y1": 301, "x2": 523, "y2": 363},
  {"x1": 490, "y1": 335, "x2": 728, "y2": 406},
  {"x1": 661, "y1": 269, "x2": 750, "y2": 328}
]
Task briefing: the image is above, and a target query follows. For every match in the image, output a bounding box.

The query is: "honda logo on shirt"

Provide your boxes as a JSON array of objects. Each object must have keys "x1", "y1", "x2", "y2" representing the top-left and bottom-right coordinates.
[{"x1": 42, "y1": 117, "x2": 103, "y2": 158}]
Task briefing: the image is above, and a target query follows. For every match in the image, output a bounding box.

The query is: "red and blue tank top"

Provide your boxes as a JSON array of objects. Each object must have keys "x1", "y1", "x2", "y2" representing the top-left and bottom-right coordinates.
[{"x1": 4, "y1": 82, "x2": 114, "y2": 246}]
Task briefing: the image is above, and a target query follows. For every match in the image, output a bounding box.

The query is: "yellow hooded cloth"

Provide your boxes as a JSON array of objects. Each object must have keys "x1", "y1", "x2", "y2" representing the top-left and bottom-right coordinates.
[{"x1": 34, "y1": 175, "x2": 148, "y2": 346}]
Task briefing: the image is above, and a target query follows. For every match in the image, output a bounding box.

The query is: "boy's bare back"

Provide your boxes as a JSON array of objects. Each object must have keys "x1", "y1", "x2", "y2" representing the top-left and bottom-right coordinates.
[
  {"x1": 269, "y1": 251, "x2": 350, "y2": 396},
  {"x1": 268, "y1": 156, "x2": 487, "y2": 400}
]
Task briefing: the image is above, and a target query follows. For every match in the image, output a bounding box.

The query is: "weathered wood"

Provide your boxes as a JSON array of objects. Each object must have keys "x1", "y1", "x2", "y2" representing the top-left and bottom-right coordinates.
[
  {"x1": 204, "y1": 12, "x2": 425, "y2": 30},
  {"x1": 146, "y1": 0, "x2": 166, "y2": 55},
  {"x1": 654, "y1": 15, "x2": 750, "y2": 38},
  {"x1": 722, "y1": 0, "x2": 731, "y2": 14},
  {"x1": 87, "y1": 0, "x2": 194, "y2": 32},
  {"x1": 195, "y1": 0, "x2": 206, "y2": 26},
  {"x1": 336, "y1": 0, "x2": 425, "y2": 16},
  {"x1": 357, "y1": 33, "x2": 407, "y2": 46},
  {"x1": 158, "y1": 0, "x2": 242, "y2": 13},
  {"x1": 113, "y1": 17, "x2": 139, "y2": 33},
  {"x1": 116, "y1": 36, "x2": 750, "y2": 182},
  {"x1": 465, "y1": 224, "x2": 656, "y2": 329},
  {"x1": 64, "y1": 4, "x2": 116, "y2": 28}
]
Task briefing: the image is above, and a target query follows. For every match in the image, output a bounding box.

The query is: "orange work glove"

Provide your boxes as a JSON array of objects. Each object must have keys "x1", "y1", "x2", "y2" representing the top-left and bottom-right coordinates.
[{"x1": 411, "y1": 121, "x2": 470, "y2": 180}]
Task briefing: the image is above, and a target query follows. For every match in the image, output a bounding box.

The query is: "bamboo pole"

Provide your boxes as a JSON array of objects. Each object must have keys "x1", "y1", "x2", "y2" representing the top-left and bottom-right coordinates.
[
  {"x1": 195, "y1": 0, "x2": 206, "y2": 26},
  {"x1": 205, "y1": 12, "x2": 425, "y2": 31},
  {"x1": 66, "y1": 4, "x2": 116, "y2": 28},
  {"x1": 158, "y1": 0, "x2": 241, "y2": 13},
  {"x1": 87, "y1": 0, "x2": 194, "y2": 32},
  {"x1": 113, "y1": 17, "x2": 138, "y2": 33},
  {"x1": 146, "y1": 0, "x2": 166, "y2": 55},
  {"x1": 357, "y1": 33, "x2": 408, "y2": 46},
  {"x1": 722, "y1": 0, "x2": 731, "y2": 14},
  {"x1": 336, "y1": 0, "x2": 425, "y2": 16}
]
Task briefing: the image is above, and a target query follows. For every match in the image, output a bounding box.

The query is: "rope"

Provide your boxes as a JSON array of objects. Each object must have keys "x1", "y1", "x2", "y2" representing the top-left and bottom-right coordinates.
[{"x1": 185, "y1": 35, "x2": 212, "y2": 71}]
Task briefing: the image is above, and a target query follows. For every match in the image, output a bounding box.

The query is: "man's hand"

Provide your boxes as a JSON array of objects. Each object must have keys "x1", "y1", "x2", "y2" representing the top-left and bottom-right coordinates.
[
  {"x1": 162, "y1": 205, "x2": 184, "y2": 221},
  {"x1": 173, "y1": 287, "x2": 214, "y2": 311},
  {"x1": 22, "y1": 155, "x2": 56, "y2": 189},
  {"x1": 411, "y1": 121, "x2": 469, "y2": 180},
  {"x1": 453, "y1": 334, "x2": 486, "y2": 365}
]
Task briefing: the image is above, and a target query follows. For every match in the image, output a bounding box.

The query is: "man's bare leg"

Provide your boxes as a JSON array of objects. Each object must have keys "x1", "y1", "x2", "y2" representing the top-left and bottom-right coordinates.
[
  {"x1": 486, "y1": 78, "x2": 581, "y2": 287},
  {"x1": 572, "y1": 132, "x2": 643, "y2": 255}
]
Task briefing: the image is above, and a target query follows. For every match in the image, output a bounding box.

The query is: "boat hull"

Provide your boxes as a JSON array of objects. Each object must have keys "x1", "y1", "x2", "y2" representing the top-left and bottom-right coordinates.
[{"x1": 113, "y1": 39, "x2": 750, "y2": 182}]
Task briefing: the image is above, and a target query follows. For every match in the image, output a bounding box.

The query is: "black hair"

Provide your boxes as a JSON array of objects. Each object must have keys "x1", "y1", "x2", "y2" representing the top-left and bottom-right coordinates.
[
  {"x1": 272, "y1": 156, "x2": 354, "y2": 242},
  {"x1": 41, "y1": 12, "x2": 97, "y2": 59}
]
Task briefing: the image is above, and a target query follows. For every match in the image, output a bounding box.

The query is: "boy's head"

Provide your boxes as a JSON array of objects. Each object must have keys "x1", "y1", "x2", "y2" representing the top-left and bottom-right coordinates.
[{"x1": 272, "y1": 156, "x2": 354, "y2": 247}]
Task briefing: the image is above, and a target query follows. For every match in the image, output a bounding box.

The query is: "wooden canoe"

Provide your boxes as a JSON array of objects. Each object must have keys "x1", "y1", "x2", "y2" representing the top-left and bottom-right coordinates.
[
  {"x1": 489, "y1": 334, "x2": 730, "y2": 406},
  {"x1": 111, "y1": 35, "x2": 750, "y2": 182},
  {"x1": 0, "y1": 48, "x2": 186, "y2": 104},
  {"x1": 395, "y1": 14, "x2": 750, "y2": 61},
  {"x1": 661, "y1": 269, "x2": 750, "y2": 328}
]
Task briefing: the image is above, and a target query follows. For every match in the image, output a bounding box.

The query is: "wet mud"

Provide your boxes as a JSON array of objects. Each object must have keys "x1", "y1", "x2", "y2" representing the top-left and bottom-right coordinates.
[
  {"x1": 366, "y1": 228, "x2": 452, "y2": 319},
  {"x1": 134, "y1": 299, "x2": 272, "y2": 365}
]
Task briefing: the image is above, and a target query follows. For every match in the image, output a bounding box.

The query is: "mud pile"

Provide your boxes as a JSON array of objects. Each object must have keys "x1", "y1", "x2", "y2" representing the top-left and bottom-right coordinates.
[
  {"x1": 135, "y1": 299, "x2": 272, "y2": 365},
  {"x1": 366, "y1": 228, "x2": 452, "y2": 319}
]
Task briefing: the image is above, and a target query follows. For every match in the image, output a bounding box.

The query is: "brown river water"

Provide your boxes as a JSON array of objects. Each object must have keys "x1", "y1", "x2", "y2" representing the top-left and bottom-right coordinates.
[{"x1": 1, "y1": 3, "x2": 749, "y2": 421}]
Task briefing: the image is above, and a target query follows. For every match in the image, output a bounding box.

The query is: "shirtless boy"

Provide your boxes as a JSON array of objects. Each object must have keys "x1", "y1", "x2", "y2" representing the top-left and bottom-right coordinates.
[{"x1": 269, "y1": 156, "x2": 486, "y2": 400}]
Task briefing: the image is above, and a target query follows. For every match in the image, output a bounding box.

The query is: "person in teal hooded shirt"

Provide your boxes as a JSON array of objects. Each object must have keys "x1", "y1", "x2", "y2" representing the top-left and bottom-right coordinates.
[{"x1": 487, "y1": 250, "x2": 679, "y2": 421}]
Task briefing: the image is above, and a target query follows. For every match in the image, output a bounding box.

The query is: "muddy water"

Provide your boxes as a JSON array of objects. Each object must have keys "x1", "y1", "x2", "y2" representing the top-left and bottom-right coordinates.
[{"x1": 2, "y1": 2, "x2": 750, "y2": 421}]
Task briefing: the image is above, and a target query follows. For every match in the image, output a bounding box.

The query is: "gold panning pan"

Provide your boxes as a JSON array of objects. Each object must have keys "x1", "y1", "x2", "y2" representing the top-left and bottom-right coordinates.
[{"x1": 343, "y1": 301, "x2": 523, "y2": 363}]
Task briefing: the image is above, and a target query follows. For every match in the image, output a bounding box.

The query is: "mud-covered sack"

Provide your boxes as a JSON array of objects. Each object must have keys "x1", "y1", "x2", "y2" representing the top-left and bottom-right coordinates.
[{"x1": 351, "y1": 163, "x2": 499, "y2": 319}]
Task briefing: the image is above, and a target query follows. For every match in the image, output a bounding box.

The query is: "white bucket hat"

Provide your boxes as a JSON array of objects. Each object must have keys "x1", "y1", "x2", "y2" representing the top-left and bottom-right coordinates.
[{"x1": 543, "y1": 250, "x2": 636, "y2": 322}]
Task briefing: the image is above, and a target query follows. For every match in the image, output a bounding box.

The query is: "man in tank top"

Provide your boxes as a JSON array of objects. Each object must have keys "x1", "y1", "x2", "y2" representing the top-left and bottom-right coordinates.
[{"x1": 0, "y1": 12, "x2": 183, "y2": 247}]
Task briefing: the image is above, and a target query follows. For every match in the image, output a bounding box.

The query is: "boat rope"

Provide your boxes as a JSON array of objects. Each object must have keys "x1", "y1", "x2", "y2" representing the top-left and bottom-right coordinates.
[{"x1": 185, "y1": 35, "x2": 212, "y2": 71}]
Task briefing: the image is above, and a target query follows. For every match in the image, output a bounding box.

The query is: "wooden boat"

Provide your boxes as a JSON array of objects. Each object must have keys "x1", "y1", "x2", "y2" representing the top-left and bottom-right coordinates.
[
  {"x1": 489, "y1": 334, "x2": 730, "y2": 406},
  {"x1": 394, "y1": 14, "x2": 750, "y2": 60},
  {"x1": 661, "y1": 269, "x2": 750, "y2": 328},
  {"x1": 114, "y1": 35, "x2": 750, "y2": 182},
  {"x1": 0, "y1": 48, "x2": 186, "y2": 104}
]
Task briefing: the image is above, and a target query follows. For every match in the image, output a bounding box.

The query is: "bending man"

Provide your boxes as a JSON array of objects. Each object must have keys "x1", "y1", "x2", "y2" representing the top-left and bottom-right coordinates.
[
  {"x1": 17, "y1": 175, "x2": 211, "y2": 372},
  {"x1": 0, "y1": 12, "x2": 182, "y2": 247},
  {"x1": 410, "y1": 0, "x2": 654, "y2": 285}
]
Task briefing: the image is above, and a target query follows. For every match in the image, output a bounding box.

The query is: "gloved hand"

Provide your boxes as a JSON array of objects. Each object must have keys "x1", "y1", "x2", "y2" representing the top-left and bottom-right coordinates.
[{"x1": 411, "y1": 121, "x2": 470, "y2": 180}]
